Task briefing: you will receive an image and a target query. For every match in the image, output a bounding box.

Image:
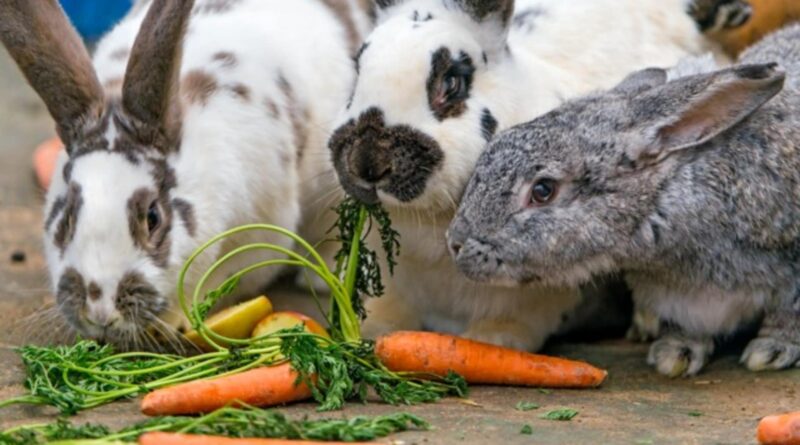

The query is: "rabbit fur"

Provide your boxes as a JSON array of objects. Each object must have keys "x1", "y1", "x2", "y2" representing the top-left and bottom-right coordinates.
[
  {"x1": 329, "y1": 0, "x2": 750, "y2": 351},
  {"x1": 449, "y1": 24, "x2": 800, "y2": 375},
  {"x1": 0, "y1": 0, "x2": 372, "y2": 351}
]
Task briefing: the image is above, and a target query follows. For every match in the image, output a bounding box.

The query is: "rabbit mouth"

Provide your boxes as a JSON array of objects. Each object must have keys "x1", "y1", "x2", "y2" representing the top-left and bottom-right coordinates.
[{"x1": 341, "y1": 178, "x2": 381, "y2": 205}]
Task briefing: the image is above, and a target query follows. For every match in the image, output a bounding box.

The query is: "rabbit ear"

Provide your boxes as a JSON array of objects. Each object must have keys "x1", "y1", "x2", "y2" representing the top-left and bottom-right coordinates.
[
  {"x1": 612, "y1": 68, "x2": 667, "y2": 96},
  {"x1": 0, "y1": 0, "x2": 104, "y2": 149},
  {"x1": 629, "y1": 63, "x2": 785, "y2": 165},
  {"x1": 122, "y1": 0, "x2": 194, "y2": 151}
]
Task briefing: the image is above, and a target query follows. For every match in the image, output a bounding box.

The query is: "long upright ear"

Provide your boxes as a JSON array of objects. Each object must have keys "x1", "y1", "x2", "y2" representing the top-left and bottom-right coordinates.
[
  {"x1": 451, "y1": 0, "x2": 514, "y2": 61},
  {"x1": 122, "y1": 0, "x2": 194, "y2": 150},
  {"x1": 0, "y1": 0, "x2": 104, "y2": 148},
  {"x1": 629, "y1": 63, "x2": 785, "y2": 164}
]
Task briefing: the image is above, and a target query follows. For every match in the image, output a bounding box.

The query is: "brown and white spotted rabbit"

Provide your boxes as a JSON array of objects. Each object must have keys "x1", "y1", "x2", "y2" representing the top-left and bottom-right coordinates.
[{"x1": 0, "y1": 0, "x2": 372, "y2": 351}]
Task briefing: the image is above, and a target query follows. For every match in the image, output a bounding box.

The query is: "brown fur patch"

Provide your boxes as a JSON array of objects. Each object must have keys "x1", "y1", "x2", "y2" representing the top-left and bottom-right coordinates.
[
  {"x1": 53, "y1": 183, "x2": 83, "y2": 254},
  {"x1": 264, "y1": 98, "x2": 281, "y2": 119},
  {"x1": 0, "y1": 0, "x2": 104, "y2": 146},
  {"x1": 45, "y1": 196, "x2": 67, "y2": 232},
  {"x1": 278, "y1": 74, "x2": 311, "y2": 161},
  {"x1": 127, "y1": 187, "x2": 172, "y2": 268},
  {"x1": 321, "y1": 0, "x2": 362, "y2": 55},
  {"x1": 109, "y1": 47, "x2": 130, "y2": 61},
  {"x1": 181, "y1": 69, "x2": 219, "y2": 105},
  {"x1": 87, "y1": 281, "x2": 102, "y2": 301},
  {"x1": 172, "y1": 198, "x2": 196, "y2": 237},
  {"x1": 115, "y1": 271, "x2": 163, "y2": 320},
  {"x1": 212, "y1": 51, "x2": 237, "y2": 68},
  {"x1": 228, "y1": 83, "x2": 251, "y2": 102},
  {"x1": 56, "y1": 267, "x2": 86, "y2": 327}
]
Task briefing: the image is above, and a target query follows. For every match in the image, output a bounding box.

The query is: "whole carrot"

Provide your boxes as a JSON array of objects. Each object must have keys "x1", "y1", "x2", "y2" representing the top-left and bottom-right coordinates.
[
  {"x1": 758, "y1": 411, "x2": 800, "y2": 445},
  {"x1": 141, "y1": 363, "x2": 312, "y2": 415},
  {"x1": 139, "y1": 432, "x2": 358, "y2": 445},
  {"x1": 375, "y1": 331, "x2": 607, "y2": 388}
]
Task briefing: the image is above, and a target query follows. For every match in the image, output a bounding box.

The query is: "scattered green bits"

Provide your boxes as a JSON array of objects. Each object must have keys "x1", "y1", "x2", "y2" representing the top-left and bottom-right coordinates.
[
  {"x1": 539, "y1": 408, "x2": 579, "y2": 421},
  {"x1": 520, "y1": 424, "x2": 533, "y2": 435},
  {"x1": 687, "y1": 411, "x2": 703, "y2": 417},
  {"x1": 515, "y1": 401, "x2": 540, "y2": 411},
  {"x1": 537, "y1": 388, "x2": 553, "y2": 395}
]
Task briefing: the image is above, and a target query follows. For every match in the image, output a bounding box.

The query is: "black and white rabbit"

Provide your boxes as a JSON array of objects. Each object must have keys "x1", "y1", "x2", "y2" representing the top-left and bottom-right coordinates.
[{"x1": 329, "y1": 0, "x2": 750, "y2": 350}]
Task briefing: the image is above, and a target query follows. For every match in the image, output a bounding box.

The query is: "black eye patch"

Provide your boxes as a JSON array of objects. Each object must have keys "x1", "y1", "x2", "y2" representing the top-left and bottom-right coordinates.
[{"x1": 426, "y1": 47, "x2": 476, "y2": 121}]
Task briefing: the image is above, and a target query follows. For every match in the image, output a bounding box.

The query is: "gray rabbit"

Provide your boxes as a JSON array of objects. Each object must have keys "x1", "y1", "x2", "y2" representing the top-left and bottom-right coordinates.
[{"x1": 447, "y1": 24, "x2": 800, "y2": 377}]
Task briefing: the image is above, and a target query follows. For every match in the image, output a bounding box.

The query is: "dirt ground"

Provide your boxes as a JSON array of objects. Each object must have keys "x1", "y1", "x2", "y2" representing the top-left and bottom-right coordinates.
[{"x1": 0, "y1": 45, "x2": 797, "y2": 445}]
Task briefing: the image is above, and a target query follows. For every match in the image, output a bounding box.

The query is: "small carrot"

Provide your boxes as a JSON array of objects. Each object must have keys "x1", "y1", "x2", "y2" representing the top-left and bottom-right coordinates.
[
  {"x1": 758, "y1": 411, "x2": 800, "y2": 445},
  {"x1": 139, "y1": 432, "x2": 357, "y2": 445},
  {"x1": 375, "y1": 331, "x2": 607, "y2": 388},
  {"x1": 141, "y1": 363, "x2": 312, "y2": 415},
  {"x1": 33, "y1": 136, "x2": 63, "y2": 190}
]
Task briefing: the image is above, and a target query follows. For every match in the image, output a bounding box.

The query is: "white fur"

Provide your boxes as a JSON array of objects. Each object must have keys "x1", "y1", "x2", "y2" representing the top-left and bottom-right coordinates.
[
  {"x1": 339, "y1": 0, "x2": 730, "y2": 350},
  {"x1": 43, "y1": 0, "x2": 369, "y2": 344}
]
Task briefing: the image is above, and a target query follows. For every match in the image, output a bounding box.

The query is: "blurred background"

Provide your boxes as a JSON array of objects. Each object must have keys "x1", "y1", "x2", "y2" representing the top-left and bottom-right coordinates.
[{"x1": 61, "y1": 0, "x2": 133, "y2": 42}]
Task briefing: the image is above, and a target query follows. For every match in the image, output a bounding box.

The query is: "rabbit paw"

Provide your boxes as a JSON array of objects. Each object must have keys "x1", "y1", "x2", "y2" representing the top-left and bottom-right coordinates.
[
  {"x1": 741, "y1": 337, "x2": 800, "y2": 371},
  {"x1": 463, "y1": 320, "x2": 545, "y2": 351},
  {"x1": 647, "y1": 335, "x2": 714, "y2": 377},
  {"x1": 626, "y1": 308, "x2": 662, "y2": 343}
]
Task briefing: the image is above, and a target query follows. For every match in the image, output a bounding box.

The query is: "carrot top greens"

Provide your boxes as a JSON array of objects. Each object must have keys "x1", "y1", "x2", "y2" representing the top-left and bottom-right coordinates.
[
  {"x1": 0, "y1": 199, "x2": 464, "y2": 442},
  {"x1": 0, "y1": 408, "x2": 427, "y2": 444}
]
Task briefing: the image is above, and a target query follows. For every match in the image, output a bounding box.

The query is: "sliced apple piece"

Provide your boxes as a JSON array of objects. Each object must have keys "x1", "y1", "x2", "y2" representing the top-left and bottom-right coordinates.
[
  {"x1": 252, "y1": 311, "x2": 329, "y2": 339},
  {"x1": 185, "y1": 295, "x2": 273, "y2": 351}
]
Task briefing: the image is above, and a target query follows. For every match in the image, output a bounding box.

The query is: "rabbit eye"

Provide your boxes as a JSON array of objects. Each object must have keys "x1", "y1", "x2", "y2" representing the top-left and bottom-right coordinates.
[
  {"x1": 146, "y1": 201, "x2": 161, "y2": 233},
  {"x1": 443, "y1": 74, "x2": 465, "y2": 98},
  {"x1": 529, "y1": 178, "x2": 558, "y2": 205}
]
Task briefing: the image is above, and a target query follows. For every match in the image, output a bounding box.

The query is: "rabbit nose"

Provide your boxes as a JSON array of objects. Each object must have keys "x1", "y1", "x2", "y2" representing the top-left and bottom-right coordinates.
[
  {"x1": 88, "y1": 281, "x2": 102, "y2": 301},
  {"x1": 358, "y1": 162, "x2": 392, "y2": 183},
  {"x1": 350, "y1": 147, "x2": 392, "y2": 184}
]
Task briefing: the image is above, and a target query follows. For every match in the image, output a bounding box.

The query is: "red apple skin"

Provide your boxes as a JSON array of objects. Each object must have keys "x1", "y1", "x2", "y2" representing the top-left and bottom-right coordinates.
[{"x1": 252, "y1": 311, "x2": 329, "y2": 339}]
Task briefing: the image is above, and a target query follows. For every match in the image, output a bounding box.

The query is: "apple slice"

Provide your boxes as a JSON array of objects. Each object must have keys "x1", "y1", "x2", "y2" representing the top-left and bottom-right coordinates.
[
  {"x1": 185, "y1": 296, "x2": 273, "y2": 351},
  {"x1": 252, "y1": 311, "x2": 329, "y2": 339}
]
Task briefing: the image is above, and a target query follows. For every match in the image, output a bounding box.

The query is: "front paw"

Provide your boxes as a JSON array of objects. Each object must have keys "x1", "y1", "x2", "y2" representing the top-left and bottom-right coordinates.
[
  {"x1": 463, "y1": 320, "x2": 545, "y2": 351},
  {"x1": 647, "y1": 336, "x2": 714, "y2": 377},
  {"x1": 741, "y1": 337, "x2": 800, "y2": 371}
]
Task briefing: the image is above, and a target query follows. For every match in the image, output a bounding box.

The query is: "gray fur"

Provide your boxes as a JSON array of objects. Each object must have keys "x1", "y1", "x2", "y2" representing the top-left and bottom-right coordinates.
[{"x1": 449, "y1": 24, "x2": 800, "y2": 376}]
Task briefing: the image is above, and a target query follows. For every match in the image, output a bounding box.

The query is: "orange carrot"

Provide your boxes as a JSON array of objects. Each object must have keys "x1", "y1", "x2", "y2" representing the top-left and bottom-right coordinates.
[
  {"x1": 758, "y1": 411, "x2": 800, "y2": 445},
  {"x1": 141, "y1": 363, "x2": 312, "y2": 415},
  {"x1": 139, "y1": 432, "x2": 357, "y2": 445},
  {"x1": 33, "y1": 136, "x2": 63, "y2": 190},
  {"x1": 375, "y1": 331, "x2": 607, "y2": 388}
]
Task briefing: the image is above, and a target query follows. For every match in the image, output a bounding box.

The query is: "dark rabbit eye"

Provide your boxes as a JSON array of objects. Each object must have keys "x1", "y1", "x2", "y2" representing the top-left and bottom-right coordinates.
[
  {"x1": 530, "y1": 178, "x2": 558, "y2": 205},
  {"x1": 146, "y1": 201, "x2": 161, "y2": 233},
  {"x1": 443, "y1": 74, "x2": 465, "y2": 98}
]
